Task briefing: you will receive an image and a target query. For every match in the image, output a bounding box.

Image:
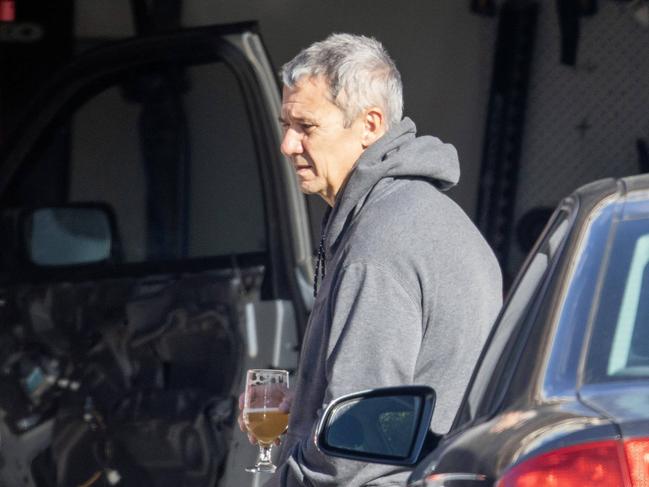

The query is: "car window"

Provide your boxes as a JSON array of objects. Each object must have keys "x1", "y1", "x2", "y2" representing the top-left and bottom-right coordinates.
[
  {"x1": 586, "y1": 217, "x2": 649, "y2": 382},
  {"x1": 461, "y1": 211, "x2": 570, "y2": 422},
  {"x1": 5, "y1": 60, "x2": 266, "y2": 264}
]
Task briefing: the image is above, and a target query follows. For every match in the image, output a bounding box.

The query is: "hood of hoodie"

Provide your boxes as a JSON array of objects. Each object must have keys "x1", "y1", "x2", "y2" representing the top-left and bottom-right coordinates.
[{"x1": 324, "y1": 117, "x2": 460, "y2": 250}]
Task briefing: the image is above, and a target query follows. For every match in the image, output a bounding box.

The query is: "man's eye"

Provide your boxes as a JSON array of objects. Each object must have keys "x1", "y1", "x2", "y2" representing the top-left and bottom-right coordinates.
[{"x1": 301, "y1": 124, "x2": 315, "y2": 131}]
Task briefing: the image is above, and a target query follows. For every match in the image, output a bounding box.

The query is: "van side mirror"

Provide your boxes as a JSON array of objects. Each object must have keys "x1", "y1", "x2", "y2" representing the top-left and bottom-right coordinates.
[
  {"x1": 22, "y1": 204, "x2": 118, "y2": 266},
  {"x1": 315, "y1": 386, "x2": 435, "y2": 466}
]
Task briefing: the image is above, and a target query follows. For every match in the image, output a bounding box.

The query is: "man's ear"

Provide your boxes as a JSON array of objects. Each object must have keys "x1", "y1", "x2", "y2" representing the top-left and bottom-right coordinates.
[{"x1": 361, "y1": 108, "x2": 387, "y2": 148}]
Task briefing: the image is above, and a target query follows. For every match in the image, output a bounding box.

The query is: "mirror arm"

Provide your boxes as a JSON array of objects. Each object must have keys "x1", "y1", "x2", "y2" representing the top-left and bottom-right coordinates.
[{"x1": 417, "y1": 431, "x2": 442, "y2": 463}]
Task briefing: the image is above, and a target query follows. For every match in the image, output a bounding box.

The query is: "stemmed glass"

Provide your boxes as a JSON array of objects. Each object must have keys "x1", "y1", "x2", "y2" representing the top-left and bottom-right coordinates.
[{"x1": 243, "y1": 369, "x2": 290, "y2": 473}]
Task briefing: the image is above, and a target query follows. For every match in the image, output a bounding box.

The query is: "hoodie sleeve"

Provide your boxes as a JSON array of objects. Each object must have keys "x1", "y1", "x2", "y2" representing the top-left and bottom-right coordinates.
[{"x1": 265, "y1": 261, "x2": 422, "y2": 487}]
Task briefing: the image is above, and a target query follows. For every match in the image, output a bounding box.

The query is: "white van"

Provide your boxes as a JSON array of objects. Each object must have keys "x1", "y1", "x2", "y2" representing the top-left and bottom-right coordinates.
[{"x1": 0, "y1": 22, "x2": 315, "y2": 487}]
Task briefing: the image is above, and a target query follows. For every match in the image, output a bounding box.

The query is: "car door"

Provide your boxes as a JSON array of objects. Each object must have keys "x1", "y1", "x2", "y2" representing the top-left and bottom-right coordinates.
[{"x1": 0, "y1": 22, "x2": 311, "y2": 487}]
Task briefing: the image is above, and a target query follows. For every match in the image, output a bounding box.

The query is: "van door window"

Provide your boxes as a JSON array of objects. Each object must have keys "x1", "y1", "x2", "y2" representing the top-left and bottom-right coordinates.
[{"x1": 9, "y1": 60, "x2": 267, "y2": 264}]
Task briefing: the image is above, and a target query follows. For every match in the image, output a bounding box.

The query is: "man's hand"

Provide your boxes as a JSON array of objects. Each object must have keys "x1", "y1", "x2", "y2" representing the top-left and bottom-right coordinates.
[
  {"x1": 238, "y1": 392, "x2": 259, "y2": 445},
  {"x1": 278, "y1": 388, "x2": 293, "y2": 414},
  {"x1": 238, "y1": 387, "x2": 294, "y2": 445}
]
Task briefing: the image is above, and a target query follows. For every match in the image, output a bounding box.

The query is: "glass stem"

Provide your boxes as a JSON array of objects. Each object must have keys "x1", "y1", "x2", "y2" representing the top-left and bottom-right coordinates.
[{"x1": 258, "y1": 444, "x2": 273, "y2": 465}]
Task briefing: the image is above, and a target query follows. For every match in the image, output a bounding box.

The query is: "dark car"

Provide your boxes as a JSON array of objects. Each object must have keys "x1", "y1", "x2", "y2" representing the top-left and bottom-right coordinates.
[{"x1": 316, "y1": 174, "x2": 649, "y2": 486}]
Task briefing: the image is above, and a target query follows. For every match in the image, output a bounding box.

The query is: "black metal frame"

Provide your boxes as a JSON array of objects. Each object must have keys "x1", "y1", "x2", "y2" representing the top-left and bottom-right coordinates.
[{"x1": 476, "y1": 2, "x2": 539, "y2": 282}]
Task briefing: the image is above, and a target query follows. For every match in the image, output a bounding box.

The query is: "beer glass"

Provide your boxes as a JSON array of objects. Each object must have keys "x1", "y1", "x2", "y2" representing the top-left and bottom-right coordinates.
[{"x1": 243, "y1": 369, "x2": 290, "y2": 473}]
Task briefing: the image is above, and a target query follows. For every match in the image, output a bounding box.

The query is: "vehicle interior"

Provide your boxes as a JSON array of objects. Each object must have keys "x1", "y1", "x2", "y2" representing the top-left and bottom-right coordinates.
[{"x1": 0, "y1": 49, "x2": 288, "y2": 487}]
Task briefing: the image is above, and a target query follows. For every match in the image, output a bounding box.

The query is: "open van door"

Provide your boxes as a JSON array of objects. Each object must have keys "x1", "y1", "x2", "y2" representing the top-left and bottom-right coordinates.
[{"x1": 0, "y1": 22, "x2": 312, "y2": 487}]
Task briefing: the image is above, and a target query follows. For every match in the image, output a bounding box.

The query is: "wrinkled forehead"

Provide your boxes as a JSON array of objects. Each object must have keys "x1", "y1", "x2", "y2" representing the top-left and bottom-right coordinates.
[{"x1": 281, "y1": 76, "x2": 340, "y2": 118}]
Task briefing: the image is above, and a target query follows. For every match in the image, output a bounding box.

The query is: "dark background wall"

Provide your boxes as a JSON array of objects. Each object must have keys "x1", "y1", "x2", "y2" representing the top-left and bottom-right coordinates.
[
  {"x1": 5, "y1": 0, "x2": 649, "y2": 279},
  {"x1": 75, "y1": 0, "x2": 498, "y2": 218}
]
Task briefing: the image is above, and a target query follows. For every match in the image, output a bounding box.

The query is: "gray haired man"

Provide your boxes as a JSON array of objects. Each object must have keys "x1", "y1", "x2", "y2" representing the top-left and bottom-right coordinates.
[{"x1": 245, "y1": 33, "x2": 503, "y2": 486}]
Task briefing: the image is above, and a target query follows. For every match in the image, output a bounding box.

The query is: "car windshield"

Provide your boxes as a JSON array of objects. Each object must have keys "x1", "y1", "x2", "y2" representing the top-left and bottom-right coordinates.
[{"x1": 586, "y1": 216, "x2": 649, "y2": 382}]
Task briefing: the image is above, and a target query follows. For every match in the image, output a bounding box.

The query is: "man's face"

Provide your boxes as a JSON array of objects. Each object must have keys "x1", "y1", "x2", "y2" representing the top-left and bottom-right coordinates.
[{"x1": 280, "y1": 76, "x2": 366, "y2": 205}]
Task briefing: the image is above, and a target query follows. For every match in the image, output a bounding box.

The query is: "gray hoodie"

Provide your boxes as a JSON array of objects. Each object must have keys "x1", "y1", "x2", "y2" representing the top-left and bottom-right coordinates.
[{"x1": 266, "y1": 118, "x2": 502, "y2": 487}]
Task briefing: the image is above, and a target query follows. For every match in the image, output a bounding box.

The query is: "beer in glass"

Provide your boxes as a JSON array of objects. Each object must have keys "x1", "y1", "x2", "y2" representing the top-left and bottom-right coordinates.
[{"x1": 243, "y1": 369, "x2": 290, "y2": 473}]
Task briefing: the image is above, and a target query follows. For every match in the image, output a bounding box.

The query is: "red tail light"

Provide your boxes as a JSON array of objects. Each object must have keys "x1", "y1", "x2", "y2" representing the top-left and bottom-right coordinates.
[
  {"x1": 0, "y1": 0, "x2": 15, "y2": 22},
  {"x1": 497, "y1": 440, "x2": 631, "y2": 487},
  {"x1": 625, "y1": 439, "x2": 649, "y2": 487}
]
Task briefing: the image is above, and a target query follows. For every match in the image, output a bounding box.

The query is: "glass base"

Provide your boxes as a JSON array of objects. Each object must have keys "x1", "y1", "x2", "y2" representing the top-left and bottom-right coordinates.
[
  {"x1": 245, "y1": 463, "x2": 277, "y2": 474},
  {"x1": 246, "y1": 442, "x2": 276, "y2": 473}
]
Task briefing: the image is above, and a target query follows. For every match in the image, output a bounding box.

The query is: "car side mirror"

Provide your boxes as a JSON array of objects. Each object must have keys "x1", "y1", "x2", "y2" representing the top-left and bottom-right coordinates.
[
  {"x1": 315, "y1": 386, "x2": 436, "y2": 466},
  {"x1": 22, "y1": 204, "x2": 118, "y2": 266}
]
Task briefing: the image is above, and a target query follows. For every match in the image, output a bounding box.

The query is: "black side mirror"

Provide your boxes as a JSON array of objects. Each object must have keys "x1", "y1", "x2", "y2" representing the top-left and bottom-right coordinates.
[
  {"x1": 21, "y1": 203, "x2": 119, "y2": 267},
  {"x1": 315, "y1": 386, "x2": 435, "y2": 466}
]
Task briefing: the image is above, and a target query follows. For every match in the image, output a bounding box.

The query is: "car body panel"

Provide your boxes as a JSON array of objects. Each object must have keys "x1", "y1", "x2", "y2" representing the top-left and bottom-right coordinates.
[
  {"x1": 580, "y1": 382, "x2": 649, "y2": 433},
  {"x1": 411, "y1": 399, "x2": 617, "y2": 483}
]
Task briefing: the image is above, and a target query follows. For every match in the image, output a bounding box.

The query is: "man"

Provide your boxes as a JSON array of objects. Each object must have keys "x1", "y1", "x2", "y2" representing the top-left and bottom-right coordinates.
[{"x1": 245, "y1": 33, "x2": 502, "y2": 486}]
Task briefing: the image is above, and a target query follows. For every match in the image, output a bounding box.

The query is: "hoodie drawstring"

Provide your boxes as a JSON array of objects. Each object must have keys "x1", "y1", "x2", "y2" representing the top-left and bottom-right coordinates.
[{"x1": 313, "y1": 207, "x2": 331, "y2": 298}]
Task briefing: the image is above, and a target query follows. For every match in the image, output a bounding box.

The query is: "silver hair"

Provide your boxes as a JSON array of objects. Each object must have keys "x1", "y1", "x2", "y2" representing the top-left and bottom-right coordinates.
[{"x1": 281, "y1": 33, "x2": 403, "y2": 128}]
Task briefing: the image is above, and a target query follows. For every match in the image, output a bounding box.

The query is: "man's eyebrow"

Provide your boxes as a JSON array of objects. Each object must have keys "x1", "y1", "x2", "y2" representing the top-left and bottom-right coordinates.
[{"x1": 278, "y1": 115, "x2": 313, "y2": 124}]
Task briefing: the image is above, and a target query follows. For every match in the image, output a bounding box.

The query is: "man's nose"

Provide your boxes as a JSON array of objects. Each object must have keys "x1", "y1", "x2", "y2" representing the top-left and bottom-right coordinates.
[{"x1": 280, "y1": 128, "x2": 303, "y2": 156}]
